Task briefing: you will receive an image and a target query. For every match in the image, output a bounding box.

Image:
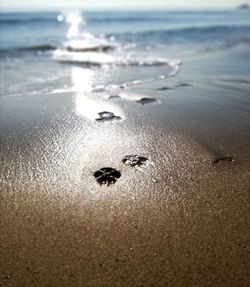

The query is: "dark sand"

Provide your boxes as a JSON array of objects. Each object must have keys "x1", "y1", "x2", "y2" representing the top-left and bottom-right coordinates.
[{"x1": 0, "y1": 46, "x2": 250, "y2": 286}]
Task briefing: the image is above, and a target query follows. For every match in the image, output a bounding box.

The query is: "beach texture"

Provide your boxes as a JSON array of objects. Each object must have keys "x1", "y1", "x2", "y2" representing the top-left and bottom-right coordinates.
[{"x1": 0, "y1": 10, "x2": 250, "y2": 286}]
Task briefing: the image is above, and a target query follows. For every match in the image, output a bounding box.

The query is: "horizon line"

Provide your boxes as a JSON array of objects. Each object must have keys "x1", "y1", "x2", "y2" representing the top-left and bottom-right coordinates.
[{"x1": 0, "y1": 5, "x2": 243, "y2": 13}]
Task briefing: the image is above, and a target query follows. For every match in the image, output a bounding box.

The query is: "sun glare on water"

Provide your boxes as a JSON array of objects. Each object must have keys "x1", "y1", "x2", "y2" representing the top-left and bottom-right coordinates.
[{"x1": 66, "y1": 11, "x2": 84, "y2": 39}]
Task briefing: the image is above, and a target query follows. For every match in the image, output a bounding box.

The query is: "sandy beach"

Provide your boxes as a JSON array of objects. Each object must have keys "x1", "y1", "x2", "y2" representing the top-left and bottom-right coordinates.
[{"x1": 0, "y1": 41, "x2": 250, "y2": 286}]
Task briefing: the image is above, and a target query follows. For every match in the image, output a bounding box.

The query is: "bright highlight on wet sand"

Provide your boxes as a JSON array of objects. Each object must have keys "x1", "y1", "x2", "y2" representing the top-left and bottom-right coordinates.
[{"x1": 0, "y1": 6, "x2": 250, "y2": 287}]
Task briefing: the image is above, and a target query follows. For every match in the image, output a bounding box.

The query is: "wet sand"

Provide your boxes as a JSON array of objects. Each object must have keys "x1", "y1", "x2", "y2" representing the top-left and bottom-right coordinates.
[{"x1": 0, "y1": 46, "x2": 250, "y2": 286}]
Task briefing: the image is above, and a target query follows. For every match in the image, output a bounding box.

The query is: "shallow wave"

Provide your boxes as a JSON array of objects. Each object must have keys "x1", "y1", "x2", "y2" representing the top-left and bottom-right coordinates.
[
  {"x1": 53, "y1": 49, "x2": 182, "y2": 89},
  {"x1": 1, "y1": 32, "x2": 250, "y2": 58},
  {"x1": 21, "y1": 44, "x2": 57, "y2": 51},
  {"x1": 64, "y1": 38, "x2": 117, "y2": 52},
  {"x1": 53, "y1": 50, "x2": 181, "y2": 67},
  {"x1": 110, "y1": 24, "x2": 250, "y2": 44},
  {"x1": 85, "y1": 15, "x2": 176, "y2": 23},
  {"x1": 0, "y1": 18, "x2": 47, "y2": 24},
  {"x1": 0, "y1": 44, "x2": 57, "y2": 55},
  {"x1": 0, "y1": 14, "x2": 59, "y2": 25}
]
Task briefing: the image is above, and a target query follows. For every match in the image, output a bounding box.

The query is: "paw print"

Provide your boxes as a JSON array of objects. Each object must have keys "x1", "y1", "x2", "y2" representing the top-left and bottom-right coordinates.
[
  {"x1": 122, "y1": 155, "x2": 149, "y2": 167},
  {"x1": 95, "y1": 111, "x2": 121, "y2": 122},
  {"x1": 94, "y1": 167, "x2": 121, "y2": 186},
  {"x1": 136, "y1": 97, "x2": 159, "y2": 105},
  {"x1": 212, "y1": 157, "x2": 235, "y2": 165}
]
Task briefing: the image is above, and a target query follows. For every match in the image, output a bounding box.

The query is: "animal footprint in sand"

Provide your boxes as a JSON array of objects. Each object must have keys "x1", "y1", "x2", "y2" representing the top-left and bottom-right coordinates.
[
  {"x1": 212, "y1": 157, "x2": 235, "y2": 165},
  {"x1": 94, "y1": 167, "x2": 121, "y2": 186},
  {"x1": 136, "y1": 97, "x2": 160, "y2": 105},
  {"x1": 95, "y1": 111, "x2": 121, "y2": 122},
  {"x1": 122, "y1": 155, "x2": 150, "y2": 167}
]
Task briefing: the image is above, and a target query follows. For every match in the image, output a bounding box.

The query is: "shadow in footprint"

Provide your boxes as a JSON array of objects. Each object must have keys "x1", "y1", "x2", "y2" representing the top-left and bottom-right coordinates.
[
  {"x1": 96, "y1": 111, "x2": 121, "y2": 122},
  {"x1": 212, "y1": 157, "x2": 235, "y2": 165},
  {"x1": 122, "y1": 155, "x2": 150, "y2": 167},
  {"x1": 189, "y1": 131, "x2": 235, "y2": 167},
  {"x1": 94, "y1": 167, "x2": 121, "y2": 186},
  {"x1": 136, "y1": 98, "x2": 160, "y2": 105},
  {"x1": 156, "y1": 83, "x2": 191, "y2": 91},
  {"x1": 175, "y1": 83, "x2": 192, "y2": 88},
  {"x1": 108, "y1": 95, "x2": 121, "y2": 100},
  {"x1": 157, "y1": 86, "x2": 173, "y2": 91}
]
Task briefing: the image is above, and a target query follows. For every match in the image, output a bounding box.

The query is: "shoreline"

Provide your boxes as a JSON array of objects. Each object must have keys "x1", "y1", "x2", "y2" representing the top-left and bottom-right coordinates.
[{"x1": 1, "y1": 44, "x2": 250, "y2": 286}]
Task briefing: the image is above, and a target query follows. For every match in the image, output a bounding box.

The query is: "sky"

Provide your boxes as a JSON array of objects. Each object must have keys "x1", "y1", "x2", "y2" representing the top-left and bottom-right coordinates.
[{"x1": 0, "y1": 0, "x2": 249, "y2": 11}]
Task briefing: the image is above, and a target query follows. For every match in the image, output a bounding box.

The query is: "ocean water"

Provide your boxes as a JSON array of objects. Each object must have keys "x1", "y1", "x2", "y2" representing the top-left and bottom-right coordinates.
[{"x1": 0, "y1": 10, "x2": 250, "y2": 97}]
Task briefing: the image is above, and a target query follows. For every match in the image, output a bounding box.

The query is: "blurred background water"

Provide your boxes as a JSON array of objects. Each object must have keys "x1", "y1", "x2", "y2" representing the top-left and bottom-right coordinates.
[{"x1": 0, "y1": 9, "x2": 250, "y2": 97}]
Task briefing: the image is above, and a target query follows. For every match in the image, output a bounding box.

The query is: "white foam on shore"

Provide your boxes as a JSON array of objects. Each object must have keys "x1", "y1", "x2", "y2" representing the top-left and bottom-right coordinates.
[
  {"x1": 52, "y1": 11, "x2": 182, "y2": 91},
  {"x1": 64, "y1": 35, "x2": 118, "y2": 52},
  {"x1": 54, "y1": 49, "x2": 180, "y2": 67}
]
